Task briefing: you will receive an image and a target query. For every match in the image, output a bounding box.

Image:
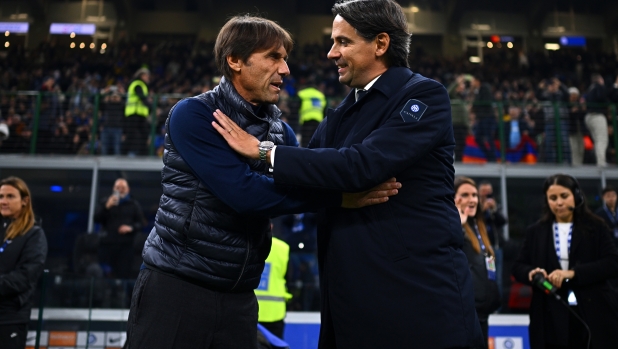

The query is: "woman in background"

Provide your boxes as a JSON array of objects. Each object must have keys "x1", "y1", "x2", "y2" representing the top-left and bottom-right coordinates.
[
  {"x1": 454, "y1": 176, "x2": 501, "y2": 348},
  {"x1": 0, "y1": 176, "x2": 47, "y2": 349},
  {"x1": 512, "y1": 174, "x2": 618, "y2": 349}
]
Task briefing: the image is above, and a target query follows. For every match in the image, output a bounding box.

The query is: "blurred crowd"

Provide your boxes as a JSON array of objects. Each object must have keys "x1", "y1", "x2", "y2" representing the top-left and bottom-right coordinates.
[{"x1": 0, "y1": 39, "x2": 618, "y2": 163}]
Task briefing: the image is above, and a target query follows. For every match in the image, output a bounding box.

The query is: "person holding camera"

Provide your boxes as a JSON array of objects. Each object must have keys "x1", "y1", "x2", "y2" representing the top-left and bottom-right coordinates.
[
  {"x1": 94, "y1": 178, "x2": 146, "y2": 279},
  {"x1": 512, "y1": 174, "x2": 618, "y2": 349}
]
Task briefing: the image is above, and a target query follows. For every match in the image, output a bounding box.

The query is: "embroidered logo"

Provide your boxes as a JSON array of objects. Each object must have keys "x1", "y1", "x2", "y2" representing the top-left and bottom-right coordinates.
[{"x1": 400, "y1": 99, "x2": 428, "y2": 122}]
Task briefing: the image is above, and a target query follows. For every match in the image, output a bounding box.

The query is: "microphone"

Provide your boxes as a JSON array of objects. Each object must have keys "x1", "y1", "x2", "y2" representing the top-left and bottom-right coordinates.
[{"x1": 532, "y1": 273, "x2": 559, "y2": 298}]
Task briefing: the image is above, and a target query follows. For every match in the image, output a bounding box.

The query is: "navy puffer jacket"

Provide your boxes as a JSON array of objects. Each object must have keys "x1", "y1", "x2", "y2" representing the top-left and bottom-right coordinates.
[{"x1": 142, "y1": 77, "x2": 285, "y2": 292}]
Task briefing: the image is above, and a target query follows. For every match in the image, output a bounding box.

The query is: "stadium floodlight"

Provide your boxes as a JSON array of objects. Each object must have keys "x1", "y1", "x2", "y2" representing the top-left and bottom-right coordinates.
[
  {"x1": 50, "y1": 23, "x2": 96, "y2": 35},
  {"x1": 544, "y1": 43, "x2": 560, "y2": 51},
  {"x1": 469, "y1": 56, "x2": 481, "y2": 63},
  {"x1": 0, "y1": 22, "x2": 29, "y2": 34}
]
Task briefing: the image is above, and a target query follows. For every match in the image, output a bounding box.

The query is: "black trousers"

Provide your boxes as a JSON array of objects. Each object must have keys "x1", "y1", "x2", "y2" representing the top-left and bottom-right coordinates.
[
  {"x1": 125, "y1": 268, "x2": 258, "y2": 349},
  {"x1": 0, "y1": 323, "x2": 27, "y2": 349}
]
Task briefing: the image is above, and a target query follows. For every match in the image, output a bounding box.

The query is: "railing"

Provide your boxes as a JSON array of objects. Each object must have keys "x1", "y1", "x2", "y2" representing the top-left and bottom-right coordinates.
[{"x1": 1, "y1": 91, "x2": 617, "y2": 166}]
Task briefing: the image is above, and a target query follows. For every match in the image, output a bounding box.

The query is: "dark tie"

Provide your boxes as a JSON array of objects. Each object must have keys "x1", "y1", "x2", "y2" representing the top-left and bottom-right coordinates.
[{"x1": 356, "y1": 89, "x2": 368, "y2": 102}]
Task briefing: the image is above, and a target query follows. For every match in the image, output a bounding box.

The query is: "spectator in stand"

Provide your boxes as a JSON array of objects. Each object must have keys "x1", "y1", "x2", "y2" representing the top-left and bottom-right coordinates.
[
  {"x1": 297, "y1": 78, "x2": 326, "y2": 148},
  {"x1": 100, "y1": 85, "x2": 126, "y2": 155},
  {"x1": 94, "y1": 178, "x2": 146, "y2": 279},
  {"x1": 472, "y1": 76, "x2": 498, "y2": 162},
  {"x1": 38, "y1": 76, "x2": 62, "y2": 154},
  {"x1": 567, "y1": 87, "x2": 587, "y2": 166},
  {"x1": 537, "y1": 78, "x2": 571, "y2": 164},
  {"x1": 124, "y1": 68, "x2": 151, "y2": 156},
  {"x1": 504, "y1": 103, "x2": 533, "y2": 149},
  {"x1": 584, "y1": 73, "x2": 609, "y2": 167},
  {"x1": 595, "y1": 186, "x2": 618, "y2": 247}
]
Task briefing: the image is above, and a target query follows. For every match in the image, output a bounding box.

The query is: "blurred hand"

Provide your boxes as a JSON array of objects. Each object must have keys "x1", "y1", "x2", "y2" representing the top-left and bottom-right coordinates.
[
  {"x1": 547, "y1": 269, "x2": 574, "y2": 288},
  {"x1": 483, "y1": 198, "x2": 497, "y2": 212},
  {"x1": 341, "y1": 178, "x2": 401, "y2": 209},
  {"x1": 118, "y1": 225, "x2": 134, "y2": 234},
  {"x1": 105, "y1": 194, "x2": 119, "y2": 209},
  {"x1": 528, "y1": 267, "x2": 548, "y2": 282}
]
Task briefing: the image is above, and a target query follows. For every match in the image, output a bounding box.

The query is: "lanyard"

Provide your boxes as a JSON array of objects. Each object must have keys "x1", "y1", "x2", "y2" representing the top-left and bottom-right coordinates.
[
  {"x1": 474, "y1": 224, "x2": 487, "y2": 256},
  {"x1": 604, "y1": 205, "x2": 618, "y2": 225},
  {"x1": 0, "y1": 239, "x2": 12, "y2": 253},
  {"x1": 553, "y1": 223, "x2": 572, "y2": 261}
]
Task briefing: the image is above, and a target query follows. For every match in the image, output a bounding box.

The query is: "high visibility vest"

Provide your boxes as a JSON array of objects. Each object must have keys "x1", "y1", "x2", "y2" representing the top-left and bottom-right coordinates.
[
  {"x1": 125, "y1": 79, "x2": 149, "y2": 117},
  {"x1": 298, "y1": 87, "x2": 326, "y2": 124},
  {"x1": 255, "y1": 237, "x2": 292, "y2": 322}
]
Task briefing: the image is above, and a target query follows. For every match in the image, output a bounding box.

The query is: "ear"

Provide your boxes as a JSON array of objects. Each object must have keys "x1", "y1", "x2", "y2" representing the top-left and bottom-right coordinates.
[
  {"x1": 375, "y1": 33, "x2": 390, "y2": 57},
  {"x1": 22, "y1": 196, "x2": 29, "y2": 207},
  {"x1": 227, "y1": 55, "x2": 242, "y2": 73}
]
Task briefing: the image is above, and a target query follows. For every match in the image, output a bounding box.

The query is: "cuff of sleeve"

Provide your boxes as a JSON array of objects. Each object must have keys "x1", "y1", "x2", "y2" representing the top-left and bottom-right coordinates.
[{"x1": 270, "y1": 145, "x2": 277, "y2": 168}]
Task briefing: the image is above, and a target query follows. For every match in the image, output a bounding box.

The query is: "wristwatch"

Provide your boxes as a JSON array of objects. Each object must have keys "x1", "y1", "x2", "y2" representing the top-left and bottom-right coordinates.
[{"x1": 258, "y1": 141, "x2": 275, "y2": 162}]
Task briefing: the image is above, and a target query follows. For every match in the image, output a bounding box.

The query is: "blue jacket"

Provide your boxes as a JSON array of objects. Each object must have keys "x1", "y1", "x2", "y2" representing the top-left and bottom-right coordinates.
[
  {"x1": 273, "y1": 67, "x2": 484, "y2": 348},
  {"x1": 142, "y1": 77, "x2": 340, "y2": 292}
]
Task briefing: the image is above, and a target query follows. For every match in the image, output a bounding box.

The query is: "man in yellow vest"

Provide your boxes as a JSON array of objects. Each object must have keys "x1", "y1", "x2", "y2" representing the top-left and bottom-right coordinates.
[
  {"x1": 124, "y1": 68, "x2": 151, "y2": 156},
  {"x1": 297, "y1": 82, "x2": 326, "y2": 147},
  {"x1": 255, "y1": 236, "x2": 292, "y2": 339}
]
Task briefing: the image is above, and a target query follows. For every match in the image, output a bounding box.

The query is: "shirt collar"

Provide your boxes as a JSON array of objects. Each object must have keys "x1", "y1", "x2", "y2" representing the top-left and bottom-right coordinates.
[{"x1": 355, "y1": 75, "x2": 382, "y2": 99}]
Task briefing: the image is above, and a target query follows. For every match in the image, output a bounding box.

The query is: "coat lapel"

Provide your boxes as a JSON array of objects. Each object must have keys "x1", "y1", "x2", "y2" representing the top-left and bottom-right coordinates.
[{"x1": 542, "y1": 222, "x2": 562, "y2": 271}]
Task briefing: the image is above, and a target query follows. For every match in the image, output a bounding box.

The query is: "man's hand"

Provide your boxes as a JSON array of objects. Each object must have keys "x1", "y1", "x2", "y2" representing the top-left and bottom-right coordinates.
[
  {"x1": 105, "y1": 195, "x2": 119, "y2": 209},
  {"x1": 212, "y1": 109, "x2": 261, "y2": 160},
  {"x1": 118, "y1": 225, "x2": 134, "y2": 234},
  {"x1": 547, "y1": 269, "x2": 574, "y2": 288},
  {"x1": 341, "y1": 178, "x2": 401, "y2": 208},
  {"x1": 483, "y1": 198, "x2": 497, "y2": 212}
]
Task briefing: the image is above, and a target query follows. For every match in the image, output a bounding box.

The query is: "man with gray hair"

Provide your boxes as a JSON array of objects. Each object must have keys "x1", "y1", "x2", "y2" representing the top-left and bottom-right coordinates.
[{"x1": 213, "y1": 1, "x2": 484, "y2": 347}]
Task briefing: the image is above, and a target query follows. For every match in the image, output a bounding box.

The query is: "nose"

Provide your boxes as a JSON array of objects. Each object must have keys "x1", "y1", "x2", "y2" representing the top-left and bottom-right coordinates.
[
  {"x1": 327, "y1": 44, "x2": 339, "y2": 60},
  {"x1": 279, "y1": 60, "x2": 290, "y2": 77}
]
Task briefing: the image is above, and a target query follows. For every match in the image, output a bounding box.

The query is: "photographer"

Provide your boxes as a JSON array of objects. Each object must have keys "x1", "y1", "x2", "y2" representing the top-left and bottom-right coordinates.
[{"x1": 94, "y1": 178, "x2": 146, "y2": 279}]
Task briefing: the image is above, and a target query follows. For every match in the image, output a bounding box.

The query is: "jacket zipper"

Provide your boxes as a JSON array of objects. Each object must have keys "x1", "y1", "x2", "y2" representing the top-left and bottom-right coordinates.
[{"x1": 231, "y1": 239, "x2": 251, "y2": 290}]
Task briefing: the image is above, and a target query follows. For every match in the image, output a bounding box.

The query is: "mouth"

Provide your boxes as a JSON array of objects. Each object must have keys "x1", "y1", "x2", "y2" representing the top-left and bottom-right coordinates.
[
  {"x1": 335, "y1": 62, "x2": 347, "y2": 74},
  {"x1": 270, "y1": 81, "x2": 282, "y2": 92}
]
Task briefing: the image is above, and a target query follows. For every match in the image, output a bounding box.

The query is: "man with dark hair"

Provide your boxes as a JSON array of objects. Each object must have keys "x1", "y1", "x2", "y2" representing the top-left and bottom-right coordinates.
[
  {"x1": 124, "y1": 15, "x2": 399, "y2": 349},
  {"x1": 596, "y1": 186, "x2": 618, "y2": 247},
  {"x1": 212, "y1": 1, "x2": 483, "y2": 347}
]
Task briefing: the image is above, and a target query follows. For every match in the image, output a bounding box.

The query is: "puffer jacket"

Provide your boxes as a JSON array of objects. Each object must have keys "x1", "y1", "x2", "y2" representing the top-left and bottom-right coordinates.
[{"x1": 142, "y1": 76, "x2": 285, "y2": 292}]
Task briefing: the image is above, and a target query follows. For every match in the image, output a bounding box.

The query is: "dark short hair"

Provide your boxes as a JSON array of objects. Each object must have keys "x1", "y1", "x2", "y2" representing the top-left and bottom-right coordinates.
[
  {"x1": 602, "y1": 186, "x2": 617, "y2": 196},
  {"x1": 332, "y1": 0, "x2": 411, "y2": 68},
  {"x1": 214, "y1": 15, "x2": 293, "y2": 80}
]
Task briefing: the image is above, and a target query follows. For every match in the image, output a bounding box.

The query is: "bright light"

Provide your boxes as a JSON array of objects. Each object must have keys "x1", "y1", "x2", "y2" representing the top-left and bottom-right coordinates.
[
  {"x1": 507, "y1": 42, "x2": 514, "y2": 49},
  {"x1": 411, "y1": 6, "x2": 419, "y2": 13},
  {"x1": 471, "y1": 24, "x2": 491, "y2": 31},
  {"x1": 4, "y1": 31, "x2": 8, "y2": 37},
  {"x1": 100, "y1": 48, "x2": 106, "y2": 54},
  {"x1": 544, "y1": 43, "x2": 560, "y2": 51},
  {"x1": 101, "y1": 43, "x2": 107, "y2": 49},
  {"x1": 79, "y1": 42, "x2": 85, "y2": 49},
  {"x1": 70, "y1": 42, "x2": 75, "y2": 48},
  {"x1": 4, "y1": 42, "x2": 8, "y2": 48},
  {"x1": 90, "y1": 43, "x2": 95, "y2": 49},
  {"x1": 70, "y1": 32, "x2": 75, "y2": 38},
  {"x1": 298, "y1": 243, "x2": 305, "y2": 249},
  {"x1": 487, "y1": 42, "x2": 493, "y2": 48},
  {"x1": 469, "y1": 56, "x2": 481, "y2": 63}
]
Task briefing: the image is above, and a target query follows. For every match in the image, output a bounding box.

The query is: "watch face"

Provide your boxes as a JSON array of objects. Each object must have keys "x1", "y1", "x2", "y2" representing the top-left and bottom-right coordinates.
[{"x1": 259, "y1": 141, "x2": 275, "y2": 149}]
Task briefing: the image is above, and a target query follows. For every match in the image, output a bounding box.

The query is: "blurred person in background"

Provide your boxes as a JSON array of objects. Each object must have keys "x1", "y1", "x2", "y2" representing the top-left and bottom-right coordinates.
[
  {"x1": 255, "y1": 235, "x2": 292, "y2": 339},
  {"x1": 595, "y1": 186, "x2": 618, "y2": 247},
  {"x1": 536, "y1": 78, "x2": 570, "y2": 164},
  {"x1": 478, "y1": 181, "x2": 507, "y2": 301},
  {"x1": 455, "y1": 177, "x2": 501, "y2": 348},
  {"x1": 471, "y1": 76, "x2": 498, "y2": 162},
  {"x1": 567, "y1": 87, "x2": 587, "y2": 166},
  {"x1": 94, "y1": 178, "x2": 145, "y2": 279},
  {"x1": 297, "y1": 78, "x2": 326, "y2": 148},
  {"x1": 504, "y1": 103, "x2": 533, "y2": 149},
  {"x1": 100, "y1": 85, "x2": 126, "y2": 155},
  {"x1": 0, "y1": 177, "x2": 48, "y2": 349},
  {"x1": 124, "y1": 68, "x2": 151, "y2": 156},
  {"x1": 584, "y1": 73, "x2": 609, "y2": 167},
  {"x1": 512, "y1": 174, "x2": 618, "y2": 349}
]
